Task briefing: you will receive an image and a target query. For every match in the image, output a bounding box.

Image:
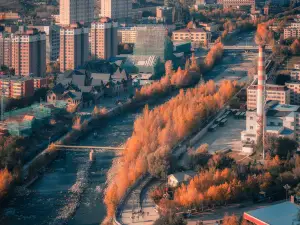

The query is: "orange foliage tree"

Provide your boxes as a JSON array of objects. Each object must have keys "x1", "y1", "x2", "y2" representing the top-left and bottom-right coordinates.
[
  {"x1": 0, "y1": 168, "x2": 13, "y2": 198},
  {"x1": 104, "y1": 80, "x2": 238, "y2": 220}
]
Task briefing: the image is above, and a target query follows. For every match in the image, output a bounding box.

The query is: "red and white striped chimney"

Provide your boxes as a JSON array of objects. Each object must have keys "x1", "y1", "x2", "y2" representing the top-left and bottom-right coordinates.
[{"x1": 256, "y1": 45, "x2": 265, "y2": 140}]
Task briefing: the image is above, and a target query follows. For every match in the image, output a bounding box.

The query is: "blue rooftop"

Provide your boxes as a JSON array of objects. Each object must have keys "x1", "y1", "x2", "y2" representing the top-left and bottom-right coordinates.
[{"x1": 245, "y1": 202, "x2": 300, "y2": 225}]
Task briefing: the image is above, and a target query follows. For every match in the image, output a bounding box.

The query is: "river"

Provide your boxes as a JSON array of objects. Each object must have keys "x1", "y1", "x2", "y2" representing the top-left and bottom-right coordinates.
[{"x1": 0, "y1": 31, "x2": 256, "y2": 225}]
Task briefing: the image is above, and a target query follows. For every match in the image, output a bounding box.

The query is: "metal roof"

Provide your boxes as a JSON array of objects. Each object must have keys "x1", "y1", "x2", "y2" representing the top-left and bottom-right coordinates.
[{"x1": 245, "y1": 202, "x2": 300, "y2": 225}]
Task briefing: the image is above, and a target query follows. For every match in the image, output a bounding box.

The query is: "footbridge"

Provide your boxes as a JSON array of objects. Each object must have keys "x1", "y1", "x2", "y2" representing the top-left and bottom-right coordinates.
[
  {"x1": 223, "y1": 45, "x2": 272, "y2": 51},
  {"x1": 53, "y1": 144, "x2": 125, "y2": 152}
]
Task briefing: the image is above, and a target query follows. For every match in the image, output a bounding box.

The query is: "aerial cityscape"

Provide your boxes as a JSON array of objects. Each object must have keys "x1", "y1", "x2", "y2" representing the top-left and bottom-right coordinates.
[{"x1": 1, "y1": 0, "x2": 300, "y2": 224}]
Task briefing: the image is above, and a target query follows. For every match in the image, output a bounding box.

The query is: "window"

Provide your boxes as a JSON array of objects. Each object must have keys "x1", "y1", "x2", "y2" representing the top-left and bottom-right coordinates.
[
  {"x1": 250, "y1": 126, "x2": 253, "y2": 130},
  {"x1": 250, "y1": 117, "x2": 253, "y2": 120}
]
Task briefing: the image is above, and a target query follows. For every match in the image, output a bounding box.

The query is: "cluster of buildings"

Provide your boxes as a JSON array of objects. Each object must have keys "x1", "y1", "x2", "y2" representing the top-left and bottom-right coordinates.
[{"x1": 241, "y1": 46, "x2": 300, "y2": 152}]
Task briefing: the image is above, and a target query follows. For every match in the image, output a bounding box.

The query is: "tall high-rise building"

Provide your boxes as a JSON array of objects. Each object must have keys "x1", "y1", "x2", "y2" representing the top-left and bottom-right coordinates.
[
  {"x1": 28, "y1": 24, "x2": 60, "y2": 62},
  {"x1": 60, "y1": 23, "x2": 89, "y2": 72},
  {"x1": 90, "y1": 17, "x2": 118, "y2": 60},
  {"x1": 60, "y1": 0, "x2": 94, "y2": 26},
  {"x1": 100, "y1": 0, "x2": 132, "y2": 20},
  {"x1": 11, "y1": 29, "x2": 46, "y2": 77},
  {"x1": 0, "y1": 32, "x2": 12, "y2": 67}
]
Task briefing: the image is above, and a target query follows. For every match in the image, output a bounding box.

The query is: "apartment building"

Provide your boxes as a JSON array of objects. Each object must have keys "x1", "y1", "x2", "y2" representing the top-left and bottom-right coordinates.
[
  {"x1": 34, "y1": 77, "x2": 48, "y2": 90},
  {"x1": 11, "y1": 29, "x2": 46, "y2": 77},
  {"x1": 247, "y1": 81, "x2": 290, "y2": 110},
  {"x1": 284, "y1": 27, "x2": 300, "y2": 39},
  {"x1": 28, "y1": 24, "x2": 60, "y2": 62},
  {"x1": 117, "y1": 26, "x2": 146, "y2": 44},
  {"x1": 218, "y1": 0, "x2": 255, "y2": 8},
  {"x1": 59, "y1": 0, "x2": 94, "y2": 26},
  {"x1": 0, "y1": 76, "x2": 34, "y2": 99},
  {"x1": 90, "y1": 18, "x2": 118, "y2": 60},
  {"x1": 101, "y1": 0, "x2": 132, "y2": 20},
  {"x1": 0, "y1": 32, "x2": 12, "y2": 67},
  {"x1": 172, "y1": 28, "x2": 211, "y2": 44},
  {"x1": 156, "y1": 6, "x2": 173, "y2": 24},
  {"x1": 290, "y1": 70, "x2": 300, "y2": 80},
  {"x1": 59, "y1": 23, "x2": 89, "y2": 72}
]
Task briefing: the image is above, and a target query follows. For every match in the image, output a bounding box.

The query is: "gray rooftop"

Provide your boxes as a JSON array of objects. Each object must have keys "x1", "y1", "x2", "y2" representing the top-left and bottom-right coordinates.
[{"x1": 245, "y1": 202, "x2": 300, "y2": 225}]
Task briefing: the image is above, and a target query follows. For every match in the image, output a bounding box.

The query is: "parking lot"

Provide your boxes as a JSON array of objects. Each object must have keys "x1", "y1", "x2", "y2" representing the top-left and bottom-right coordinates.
[{"x1": 193, "y1": 114, "x2": 246, "y2": 153}]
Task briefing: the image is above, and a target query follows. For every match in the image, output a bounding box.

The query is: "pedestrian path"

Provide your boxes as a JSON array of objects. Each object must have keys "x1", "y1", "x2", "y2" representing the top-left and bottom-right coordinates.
[{"x1": 120, "y1": 178, "x2": 159, "y2": 225}]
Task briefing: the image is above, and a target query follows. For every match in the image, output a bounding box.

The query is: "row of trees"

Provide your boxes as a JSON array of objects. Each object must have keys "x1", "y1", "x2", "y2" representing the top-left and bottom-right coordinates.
[
  {"x1": 103, "y1": 80, "x2": 238, "y2": 221},
  {"x1": 135, "y1": 43, "x2": 224, "y2": 101}
]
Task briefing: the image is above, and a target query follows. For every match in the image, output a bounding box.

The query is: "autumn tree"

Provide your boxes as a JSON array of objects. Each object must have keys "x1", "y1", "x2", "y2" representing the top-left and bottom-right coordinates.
[
  {"x1": 291, "y1": 39, "x2": 300, "y2": 55},
  {"x1": 0, "y1": 169, "x2": 13, "y2": 198},
  {"x1": 222, "y1": 214, "x2": 239, "y2": 225}
]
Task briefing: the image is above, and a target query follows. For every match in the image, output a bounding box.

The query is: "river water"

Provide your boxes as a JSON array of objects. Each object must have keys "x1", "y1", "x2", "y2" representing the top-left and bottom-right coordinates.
[{"x1": 0, "y1": 111, "x2": 138, "y2": 225}]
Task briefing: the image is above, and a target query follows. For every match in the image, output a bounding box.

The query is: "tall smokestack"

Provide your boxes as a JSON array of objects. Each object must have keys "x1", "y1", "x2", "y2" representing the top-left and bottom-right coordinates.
[{"x1": 256, "y1": 45, "x2": 265, "y2": 141}]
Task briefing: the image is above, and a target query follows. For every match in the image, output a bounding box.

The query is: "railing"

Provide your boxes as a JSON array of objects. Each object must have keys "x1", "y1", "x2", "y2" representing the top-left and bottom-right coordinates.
[{"x1": 53, "y1": 144, "x2": 125, "y2": 150}]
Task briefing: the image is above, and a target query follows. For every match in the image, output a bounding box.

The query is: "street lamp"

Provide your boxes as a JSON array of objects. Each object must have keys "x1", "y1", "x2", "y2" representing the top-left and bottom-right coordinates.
[{"x1": 283, "y1": 184, "x2": 291, "y2": 201}]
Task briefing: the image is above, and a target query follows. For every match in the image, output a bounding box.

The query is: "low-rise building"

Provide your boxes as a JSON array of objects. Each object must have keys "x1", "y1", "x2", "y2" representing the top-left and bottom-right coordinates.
[
  {"x1": 168, "y1": 171, "x2": 196, "y2": 188},
  {"x1": 247, "y1": 80, "x2": 290, "y2": 110},
  {"x1": 34, "y1": 77, "x2": 48, "y2": 90},
  {"x1": 290, "y1": 69, "x2": 300, "y2": 80},
  {"x1": 172, "y1": 28, "x2": 211, "y2": 45},
  {"x1": 199, "y1": 22, "x2": 220, "y2": 32},
  {"x1": 0, "y1": 76, "x2": 34, "y2": 99},
  {"x1": 218, "y1": 0, "x2": 255, "y2": 8}
]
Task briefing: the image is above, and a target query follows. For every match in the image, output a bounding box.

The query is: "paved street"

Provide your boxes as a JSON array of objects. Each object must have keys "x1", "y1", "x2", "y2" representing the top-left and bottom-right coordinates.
[{"x1": 120, "y1": 180, "x2": 160, "y2": 225}]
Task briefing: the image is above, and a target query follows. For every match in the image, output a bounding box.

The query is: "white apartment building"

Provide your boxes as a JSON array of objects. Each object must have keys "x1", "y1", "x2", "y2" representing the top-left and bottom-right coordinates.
[
  {"x1": 101, "y1": 0, "x2": 132, "y2": 20},
  {"x1": 60, "y1": 0, "x2": 94, "y2": 26},
  {"x1": 247, "y1": 80, "x2": 290, "y2": 110}
]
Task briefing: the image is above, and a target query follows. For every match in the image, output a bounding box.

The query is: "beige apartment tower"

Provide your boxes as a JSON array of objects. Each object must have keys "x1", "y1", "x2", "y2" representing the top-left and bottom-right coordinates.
[
  {"x1": 0, "y1": 32, "x2": 12, "y2": 67},
  {"x1": 11, "y1": 29, "x2": 46, "y2": 77},
  {"x1": 101, "y1": 0, "x2": 132, "y2": 20},
  {"x1": 60, "y1": 24, "x2": 89, "y2": 72},
  {"x1": 90, "y1": 18, "x2": 118, "y2": 60},
  {"x1": 60, "y1": 0, "x2": 94, "y2": 25}
]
